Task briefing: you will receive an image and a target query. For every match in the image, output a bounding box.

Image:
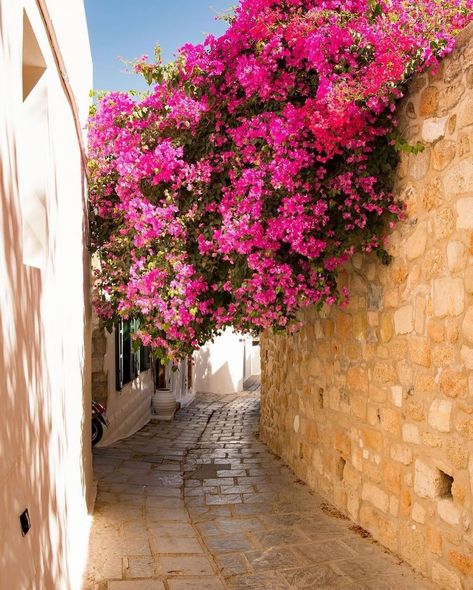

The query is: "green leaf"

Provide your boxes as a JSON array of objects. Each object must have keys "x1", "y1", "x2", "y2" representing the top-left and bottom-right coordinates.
[{"x1": 368, "y1": 0, "x2": 383, "y2": 17}]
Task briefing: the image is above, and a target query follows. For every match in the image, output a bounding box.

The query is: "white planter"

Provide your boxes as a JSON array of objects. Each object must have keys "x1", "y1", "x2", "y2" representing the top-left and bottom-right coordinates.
[{"x1": 151, "y1": 387, "x2": 176, "y2": 421}]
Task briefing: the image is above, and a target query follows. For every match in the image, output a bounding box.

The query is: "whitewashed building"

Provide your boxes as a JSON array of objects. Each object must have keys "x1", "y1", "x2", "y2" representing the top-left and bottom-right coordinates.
[
  {"x1": 0, "y1": 1, "x2": 93, "y2": 588},
  {"x1": 92, "y1": 319, "x2": 154, "y2": 446},
  {"x1": 193, "y1": 329, "x2": 261, "y2": 394}
]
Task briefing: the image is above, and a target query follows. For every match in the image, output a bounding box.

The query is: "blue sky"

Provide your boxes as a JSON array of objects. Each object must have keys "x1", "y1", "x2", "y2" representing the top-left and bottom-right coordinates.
[{"x1": 84, "y1": 1, "x2": 232, "y2": 91}]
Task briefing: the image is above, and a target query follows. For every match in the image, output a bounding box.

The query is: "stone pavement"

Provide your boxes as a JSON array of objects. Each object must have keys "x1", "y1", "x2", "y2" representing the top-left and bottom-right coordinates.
[{"x1": 83, "y1": 392, "x2": 436, "y2": 590}]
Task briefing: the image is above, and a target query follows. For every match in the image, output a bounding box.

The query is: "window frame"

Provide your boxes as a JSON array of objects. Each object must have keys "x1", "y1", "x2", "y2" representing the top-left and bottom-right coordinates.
[{"x1": 115, "y1": 319, "x2": 150, "y2": 391}]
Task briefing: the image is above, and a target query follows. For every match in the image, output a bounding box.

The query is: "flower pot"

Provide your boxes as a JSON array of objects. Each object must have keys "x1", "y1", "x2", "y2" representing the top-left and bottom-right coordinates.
[{"x1": 152, "y1": 387, "x2": 176, "y2": 421}]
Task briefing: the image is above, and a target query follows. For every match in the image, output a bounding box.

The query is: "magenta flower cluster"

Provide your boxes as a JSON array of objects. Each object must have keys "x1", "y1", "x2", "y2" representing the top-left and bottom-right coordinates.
[{"x1": 88, "y1": 0, "x2": 472, "y2": 361}]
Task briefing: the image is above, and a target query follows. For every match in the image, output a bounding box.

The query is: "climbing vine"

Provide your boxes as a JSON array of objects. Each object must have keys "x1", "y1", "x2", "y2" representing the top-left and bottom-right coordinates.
[{"x1": 88, "y1": 0, "x2": 473, "y2": 361}]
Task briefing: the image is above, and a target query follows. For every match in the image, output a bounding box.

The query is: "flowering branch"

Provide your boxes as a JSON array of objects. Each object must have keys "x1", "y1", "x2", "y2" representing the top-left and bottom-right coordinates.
[{"x1": 88, "y1": 0, "x2": 473, "y2": 361}]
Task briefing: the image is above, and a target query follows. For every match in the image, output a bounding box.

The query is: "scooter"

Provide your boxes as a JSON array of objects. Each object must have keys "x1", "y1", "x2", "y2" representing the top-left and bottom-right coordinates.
[{"x1": 92, "y1": 401, "x2": 109, "y2": 446}]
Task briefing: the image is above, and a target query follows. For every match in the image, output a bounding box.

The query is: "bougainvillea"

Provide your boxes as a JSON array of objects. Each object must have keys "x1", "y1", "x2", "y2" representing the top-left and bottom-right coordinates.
[{"x1": 88, "y1": 0, "x2": 473, "y2": 361}]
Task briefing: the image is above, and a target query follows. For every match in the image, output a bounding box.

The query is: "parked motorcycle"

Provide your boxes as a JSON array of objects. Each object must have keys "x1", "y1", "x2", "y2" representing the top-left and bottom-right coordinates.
[{"x1": 92, "y1": 401, "x2": 109, "y2": 446}]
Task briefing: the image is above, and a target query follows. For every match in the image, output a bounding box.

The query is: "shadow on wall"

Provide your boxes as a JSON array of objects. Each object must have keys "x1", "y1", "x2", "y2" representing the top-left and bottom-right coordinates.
[
  {"x1": 193, "y1": 346, "x2": 236, "y2": 394},
  {"x1": 0, "y1": 5, "x2": 90, "y2": 588}
]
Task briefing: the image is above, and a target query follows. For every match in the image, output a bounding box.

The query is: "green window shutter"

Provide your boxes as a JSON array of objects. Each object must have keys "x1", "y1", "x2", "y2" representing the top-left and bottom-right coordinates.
[
  {"x1": 117, "y1": 318, "x2": 147, "y2": 388},
  {"x1": 140, "y1": 346, "x2": 150, "y2": 371},
  {"x1": 122, "y1": 319, "x2": 132, "y2": 384},
  {"x1": 115, "y1": 320, "x2": 124, "y2": 391},
  {"x1": 131, "y1": 318, "x2": 140, "y2": 378}
]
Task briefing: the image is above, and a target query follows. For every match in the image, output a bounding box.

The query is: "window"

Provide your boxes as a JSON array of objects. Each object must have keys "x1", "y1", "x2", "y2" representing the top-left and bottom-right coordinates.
[
  {"x1": 187, "y1": 357, "x2": 193, "y2": 390},
  {"x1": 140, "y1": 345, "x2": 151, "y2": 372},
  {"x1": 115, "y1": 319, "x2": 150, "y2": 391},
  {"x1": 22, "y1": 11, "x2": 47, "y2": 101},
  {"x1": 19, "y1": 11, "x2": 49, "y2": 269}
]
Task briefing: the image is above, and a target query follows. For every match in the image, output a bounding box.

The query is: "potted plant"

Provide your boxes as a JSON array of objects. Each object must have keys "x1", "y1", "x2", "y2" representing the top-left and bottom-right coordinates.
[{"x1": 151, "y1": 360, "x2": 176, "y2": 420}]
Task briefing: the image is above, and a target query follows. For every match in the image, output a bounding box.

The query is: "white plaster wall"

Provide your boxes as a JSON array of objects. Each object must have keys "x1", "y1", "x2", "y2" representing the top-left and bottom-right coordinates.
[
  {"x1": 97, "y1": 329, "x2": 154, "y2": 447},
  {"x1": 168, "y1": 359, "x2": 195, "y2": 407},
  {"x1": 45, "y1": 0, "x2": 92, "y2": 128},
  {"x1": 193, "y1": 329, "x2": 247, "y2": 394},
  {"x1": 0, "y1": 1, "x2": 92, "y2": 588},
  {"x1": 251, "y1": 342, "x2": 261, "y2": 376},
  {"x1": 243, "y1": 337, "x2": 261, "y2": 379}
]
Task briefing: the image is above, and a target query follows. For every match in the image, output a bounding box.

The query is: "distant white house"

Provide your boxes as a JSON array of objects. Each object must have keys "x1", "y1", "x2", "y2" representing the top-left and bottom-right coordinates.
[
  {"x1": 193, "y1": 329, "x2": 261, "y2": 394},
  {"x1": 152, "y1": 328, "x2": 261, "y2": 399}
]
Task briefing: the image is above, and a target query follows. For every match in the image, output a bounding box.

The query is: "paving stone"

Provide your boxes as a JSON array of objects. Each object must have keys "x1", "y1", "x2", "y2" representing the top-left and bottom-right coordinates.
[
  {"x1": 282, "y1": 564, "x2": 349, "y2": 588},
  {"x1": 236, "y1": 476, "x2": 267, "y2": 485},
  {"x1": 362, "y1": 576, "x2": 424, "y2": 590},
  {"x1": 148, "y1": 523, "x2": 196, "y2": 538},
  {"x1": 117, "y1": 493, "x2": 146, "y2": 506},
  {"x1": 146, "y1": 496, "x2": 184, "y2": 509},
  {"x1": 167, "y1": 577, "x2": 226, "y2": 590},
  {"x1": 154, "y1": 463, "x2": 181, "y2": 471},
  {"x1": 232, "y1": 503, "x2": 272, "y2": 516},
  {"x1": 186, "y1": 495, "x2": 205, "y2": 506},
  {"x1": 97, "y1": 503, "x2": 143, "y2": 518},
  {"x1": 146, "y1": 486, "x2": 182, "y2": 497},
  {"x1": 262, "y1": 513, "x2": 313, "y2": 527},
  {"x1": 203, "y1": 478, "x2": 236, "y2": 486},
  {"x1": 220, "y1": 469, "x2": 247, "y2": 477},
  {"x1": 108, "y1": 582, "x2": 165, "y2": 590},
  {"x1": 188, "y1": 505, "x2": 233, "y2": 519},
  {"x1": 205, "y1": 533, "x2": 254, "y2": 553},
  {"x1": 272, "y1": 498, "x2": 318, "y2": 512},
  {"x1": 245, "y1": 547, "x2": 302, "y2": 571},
  {"x1": 215, "y1": 518, "x2": 265, "y2": 534},
  {"x1": 227, "y1": 572, "x2": 290, "y2": 589},
  {"x1": 188, "y1": 463, "x2": 232, "y2": 479},
  {"x1": 215, "y1": 553, "x2": 249, "y2": 577},
  {"x1": 297, "y1": 519, "x2": 350, "y2": 539},
  {"x1": 84, "y1": 553, "x2": 123, "y2": 582},
  {"x1": 146, "y1": 508, "x2": 190, "y2": 522},
  {"x1": 336, "y1": 558, "x2": 400, "y2": 579},
  {"x1": 159, "y1": 555, "x2": 215, "y2": 576},
  {"x1": 292, "y1": 540, "x2": 354, "y2": 564},
  {"x1": 221, "y1": 485, "x2": 254, "y2": 494},
  {"x1": 154, "y1": 536, "x2": 204, "y2": 554},
  {"x1": 254, "y1": 527, "x2": 310, "y2": 549},
  {"x1": 339, "y1": 537, "x2": 383, "y2": 558},
  {"x1": 242, "y1": 492, "x2": 274, "y2": 503},
  {"x1": 124, "y1": 556, "x2": 156, "y2": 578},
  {"x1": 122, "y1": 534, "x2": 152, "y2": 556},
  {"x1": 205, "y1": 493, "x2": 242, "y2": 505}
]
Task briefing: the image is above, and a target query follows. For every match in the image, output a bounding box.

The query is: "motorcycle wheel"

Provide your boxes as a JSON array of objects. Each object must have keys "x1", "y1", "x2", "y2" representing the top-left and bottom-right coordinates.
[{"x1": 92, "y1": 418, "x2": 104, "y2": 446}]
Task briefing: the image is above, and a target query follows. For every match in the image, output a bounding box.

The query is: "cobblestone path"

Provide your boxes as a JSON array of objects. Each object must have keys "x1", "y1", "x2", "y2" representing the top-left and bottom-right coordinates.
[{"x1": 83, "y1": 393, "x2": 434, "y2": 590}]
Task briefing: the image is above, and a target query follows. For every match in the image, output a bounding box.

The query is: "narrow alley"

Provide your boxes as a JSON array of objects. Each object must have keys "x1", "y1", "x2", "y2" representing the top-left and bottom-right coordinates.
[{"x1": 82, "y1": 393, "x2": 435, "y2": 590}]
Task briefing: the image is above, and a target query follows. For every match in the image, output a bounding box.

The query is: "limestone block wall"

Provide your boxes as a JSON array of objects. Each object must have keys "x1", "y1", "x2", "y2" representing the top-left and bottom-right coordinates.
[{"x1": 260, "y1": 24, "x2": 473, "y2": 590}]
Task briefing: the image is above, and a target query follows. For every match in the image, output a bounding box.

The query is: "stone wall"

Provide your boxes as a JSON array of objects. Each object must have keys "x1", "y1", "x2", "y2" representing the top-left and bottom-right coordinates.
[{"x1": 260, "y1": 24, "x2": 473, "y2": 590}]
